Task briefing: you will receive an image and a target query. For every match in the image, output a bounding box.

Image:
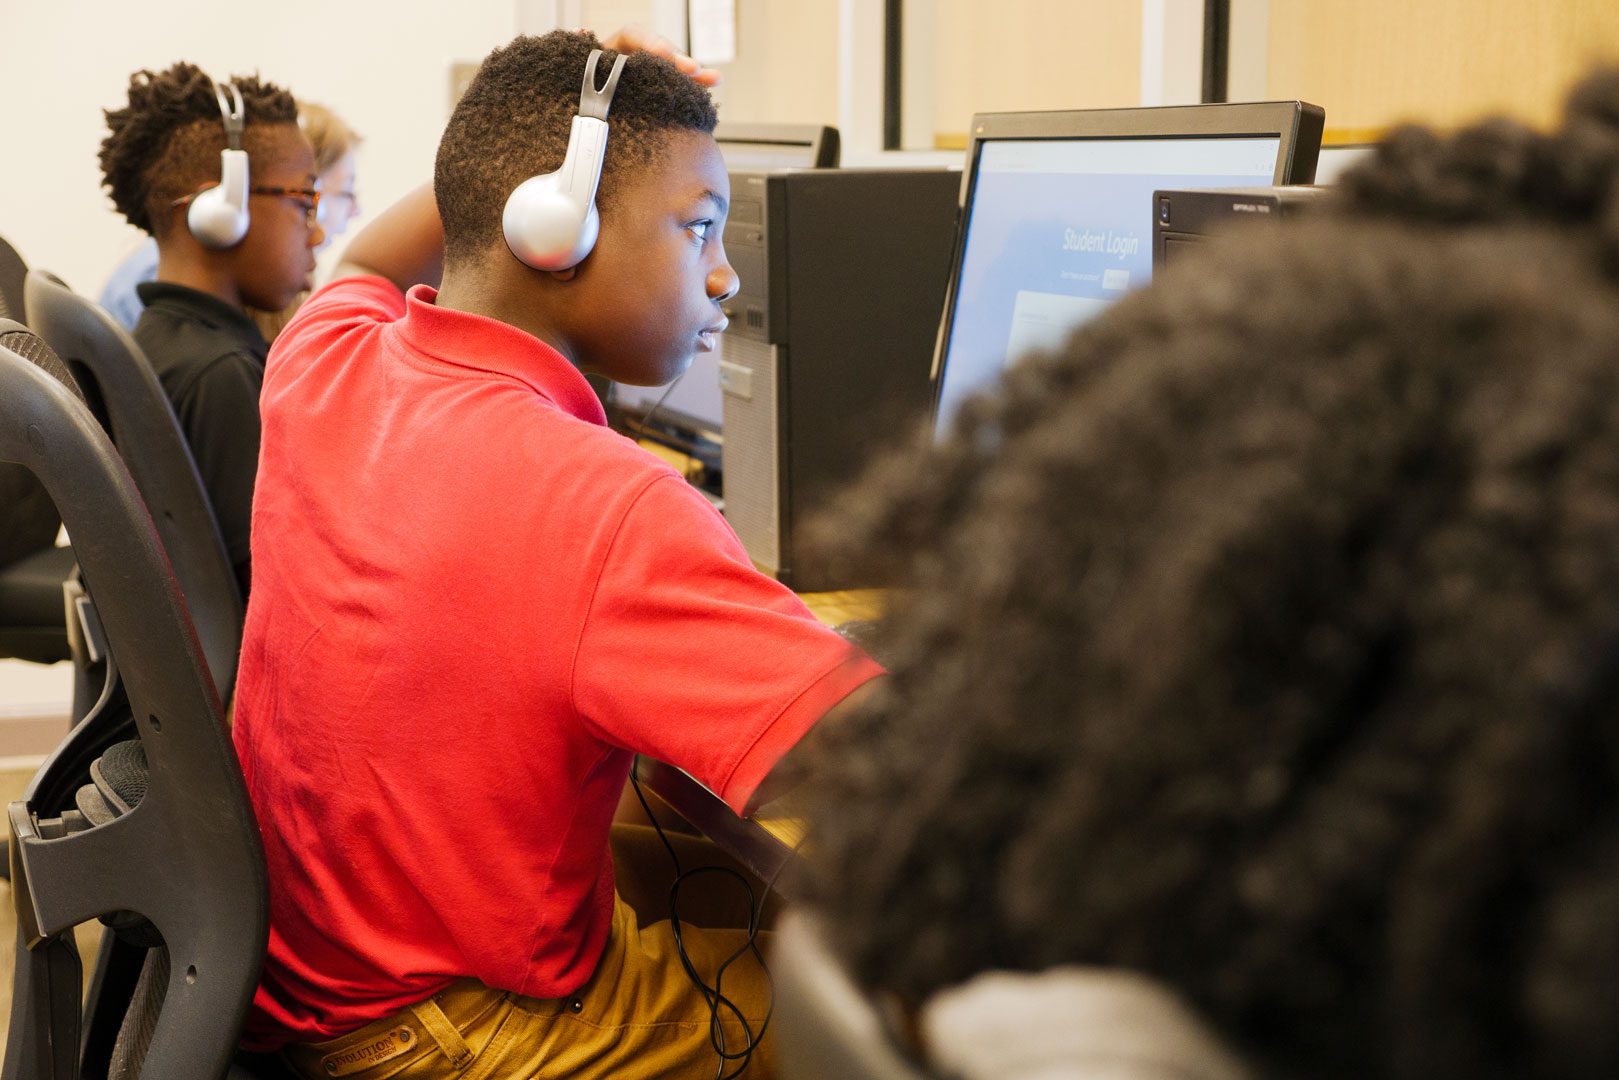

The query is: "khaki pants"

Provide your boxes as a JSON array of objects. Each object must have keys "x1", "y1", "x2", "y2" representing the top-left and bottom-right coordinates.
[{"x1": 280, "y1": 827, "x2": 777, "y2": 1079}]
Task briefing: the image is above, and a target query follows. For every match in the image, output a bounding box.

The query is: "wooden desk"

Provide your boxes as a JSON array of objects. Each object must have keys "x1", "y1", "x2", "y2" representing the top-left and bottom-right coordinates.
[
  {"x1": 797, "y1": 589, "x2": 884, "y2": 627},
  {"x1": 635, "y1": 589, "x2": 882, "y2": 890}
]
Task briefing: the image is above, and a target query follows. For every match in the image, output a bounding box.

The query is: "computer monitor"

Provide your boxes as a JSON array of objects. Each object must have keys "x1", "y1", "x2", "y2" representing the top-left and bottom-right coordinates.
[
  {"x1": 608, "y1": 124, "x2": 841, "y2": 475},
  {"x1": 608, "y1": 353, "x2": 725, "y2": 443},
  {"x1": 715, "y1": 122, "x2": 840, "y2": 169},
  {"x1": 931, "y1": 100, "x2": 1324, "y2": 434},
  {"x1": 1315, "y1": 142, "x2": 1376, "y2": 185}
]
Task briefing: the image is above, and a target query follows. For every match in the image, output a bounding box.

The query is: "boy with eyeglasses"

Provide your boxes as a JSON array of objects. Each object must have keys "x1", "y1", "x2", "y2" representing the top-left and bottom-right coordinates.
[{"x1": 99, "y1": 63, "x2": 324, "y2": 595}]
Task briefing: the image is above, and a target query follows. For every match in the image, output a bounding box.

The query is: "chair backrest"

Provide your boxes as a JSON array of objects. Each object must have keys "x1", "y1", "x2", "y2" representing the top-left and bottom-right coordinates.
[
  {"x1": 0, "y1": 461, "x2": 60, "y2": 568},
  {"x1": 774, "y1": 911, "x2": 935, "y2": 1080},
  {"x1": 0, "y1": 234, "x2": 25, "y2": 325},
  {"x1": 24, "y1": 270, "x2": 243, "y2": 698},
  {"x1": 0, "y1": 320, "x2": 267, "y2": 1080}
]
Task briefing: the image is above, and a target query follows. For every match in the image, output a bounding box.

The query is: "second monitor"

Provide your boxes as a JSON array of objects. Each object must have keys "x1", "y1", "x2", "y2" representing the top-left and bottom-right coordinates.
[{"x1": 931, "y1": 99, "x2": 1324, "y2": 435}]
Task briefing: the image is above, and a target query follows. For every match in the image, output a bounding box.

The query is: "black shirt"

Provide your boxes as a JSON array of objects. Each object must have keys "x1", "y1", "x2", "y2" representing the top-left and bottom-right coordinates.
[{"x1": 134, "y1": 281, "x2": 267, "y2": 595}]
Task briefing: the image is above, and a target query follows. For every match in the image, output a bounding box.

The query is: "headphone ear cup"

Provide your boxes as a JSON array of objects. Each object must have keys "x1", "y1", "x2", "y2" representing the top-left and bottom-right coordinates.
[
  {"x1": 503, "y1": 175, "x2": 593, "y2": 271},
  {"x1": 188, "y1": 147, "x2": 250, "y2": 250},
  {"x1": 188, "y1": 186, "x2": 250, "y2": 249}
]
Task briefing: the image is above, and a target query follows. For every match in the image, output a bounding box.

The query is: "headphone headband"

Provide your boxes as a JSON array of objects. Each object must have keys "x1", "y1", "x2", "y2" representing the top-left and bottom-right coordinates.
[
  {"x1": 187, "y1": 76, "x2": 251, "y2": 249},
  {"x1": 579, "y1": 50, "x2": 627, "y2": 120},
  {"x1": 214, "y1": 81, "x2": 245, "y2": 150}
]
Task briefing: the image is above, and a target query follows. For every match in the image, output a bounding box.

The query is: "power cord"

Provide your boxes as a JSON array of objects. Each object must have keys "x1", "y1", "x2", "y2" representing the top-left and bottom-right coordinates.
[
  {"x1": 638, "y1": 373, "x2": 684, "y2": 436},
  {"x1": 609, "y1": 376, "x2": 711, "y2": 484},
  {"x1": 629, "y1": 760, "x2": 792, "y2": 1079},
  {"x1": 604, "y1": 371, "x2": 685, "y2": 439}
]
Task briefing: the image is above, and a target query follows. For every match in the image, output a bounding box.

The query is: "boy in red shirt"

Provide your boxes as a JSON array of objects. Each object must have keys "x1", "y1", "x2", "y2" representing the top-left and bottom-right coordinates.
[{"x1": 232, "y1": 28, "x2": 880, "y2": 1080}]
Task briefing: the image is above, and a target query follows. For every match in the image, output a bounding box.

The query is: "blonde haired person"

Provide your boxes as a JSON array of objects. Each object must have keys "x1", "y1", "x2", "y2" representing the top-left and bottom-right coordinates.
[{"x1": 251, "y1": 101, "x2": 362, "y2": 341}]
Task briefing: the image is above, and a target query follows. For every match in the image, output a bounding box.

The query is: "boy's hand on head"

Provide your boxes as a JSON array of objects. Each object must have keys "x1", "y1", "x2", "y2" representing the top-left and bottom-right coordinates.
[{"x1": 594, "y1": 24, "x2": 724, "y2": 86}]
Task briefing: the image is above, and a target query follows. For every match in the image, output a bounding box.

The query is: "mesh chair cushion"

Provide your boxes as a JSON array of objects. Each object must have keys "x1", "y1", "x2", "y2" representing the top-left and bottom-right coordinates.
[
  {"x1": 0, "y1": 326, "x2": 89, "y2": 408},
  {"x1": 89, "y1": 739, "x2": 164, "y2": 947},
  {"x1": 109, "y1": 946, "x2": 169, "y2": 1080},
  {"x1": 94, "y1": 739, "x2": 150, "y2": 811}
]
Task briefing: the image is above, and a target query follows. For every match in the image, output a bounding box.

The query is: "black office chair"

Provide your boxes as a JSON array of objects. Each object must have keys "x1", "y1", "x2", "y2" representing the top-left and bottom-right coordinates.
[
  {"x1": 24, "y1": 270, "x2": 244, "y2": 700},
  {"x1": 0, "y1": 239, "x2": 73, "y2": 667},
  {"x1": 0, "y1": 464, "x2": 72, "y2": 664},
  {"x1": 0, "y1": 321, "x2": 269, "y2": 1080}
]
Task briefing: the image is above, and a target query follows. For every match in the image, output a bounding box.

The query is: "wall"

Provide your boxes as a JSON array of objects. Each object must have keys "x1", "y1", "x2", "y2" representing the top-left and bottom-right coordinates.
[
  {"x1": 931, "y1": 0, "x2": 1142, "y2": 139},
  {"x1": 1262, "y1": 0, "x2": 1619, "y2": 136},
  {"x1": 706, "y1": 0, "x2": 841, "y2": 125}
]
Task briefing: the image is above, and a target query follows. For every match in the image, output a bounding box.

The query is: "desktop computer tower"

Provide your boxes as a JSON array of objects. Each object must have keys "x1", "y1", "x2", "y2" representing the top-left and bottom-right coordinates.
[
  {"x1": 719, "y1": 168, "x2": 960, "y2": 591},
  {"x1": 1152, "y1": 185, "x2": 1326, "y2": 272}
]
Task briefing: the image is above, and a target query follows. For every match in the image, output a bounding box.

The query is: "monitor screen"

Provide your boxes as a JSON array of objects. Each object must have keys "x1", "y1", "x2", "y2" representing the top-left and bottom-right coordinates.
[
  {"x1": 932, "y1": 102, "x2": 1322, "y2": 435},
  {"x1": 610, "y1": 349, "x2": 725, "y2": 437}
]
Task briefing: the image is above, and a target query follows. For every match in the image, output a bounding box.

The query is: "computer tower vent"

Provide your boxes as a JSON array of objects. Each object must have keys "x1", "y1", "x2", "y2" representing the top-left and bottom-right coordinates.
[{"x1": 720, "y1": 336, "x2": 781, "y2": 574}]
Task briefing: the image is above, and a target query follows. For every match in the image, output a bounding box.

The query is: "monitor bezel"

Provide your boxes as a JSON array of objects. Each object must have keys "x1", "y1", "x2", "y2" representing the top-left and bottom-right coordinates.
[
  {"x1": 928, "y1": 100, "x2": 1324, "y2": 429},
  {"x1": 714, "y1": 122, "x2": 841, "y2": 169}
]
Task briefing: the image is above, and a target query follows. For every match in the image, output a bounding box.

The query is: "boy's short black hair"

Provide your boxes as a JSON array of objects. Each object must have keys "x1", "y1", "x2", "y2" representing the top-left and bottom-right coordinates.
[
  {"x1": 434, "y1": 30, "x2": 719, "y2": 267},
  {"x1": 100, "y1": 62, "x2": 299, "y2": 238},
  {"x1": 800, "y1": 68, "x2": 1619, "y2": 1079}
]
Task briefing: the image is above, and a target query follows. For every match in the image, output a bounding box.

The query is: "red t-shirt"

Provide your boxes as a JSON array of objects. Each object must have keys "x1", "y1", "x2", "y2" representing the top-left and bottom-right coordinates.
[{"x1": 233, "y1": 277, "x2": 881, "y2": 1049}]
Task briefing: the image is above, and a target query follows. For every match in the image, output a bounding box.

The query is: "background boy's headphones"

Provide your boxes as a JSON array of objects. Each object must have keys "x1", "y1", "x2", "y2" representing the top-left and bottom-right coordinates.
[
  {"x1": 188, "y1": 80, "x2": 250, "y2": 250},
  {"x1": 502, "y1": 48, "x2": 627, "y2": 271}
]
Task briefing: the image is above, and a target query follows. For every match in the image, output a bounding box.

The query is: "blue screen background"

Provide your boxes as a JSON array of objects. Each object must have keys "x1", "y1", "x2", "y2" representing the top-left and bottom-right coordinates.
[{"x1": 935, "y1": 138, "x2": 1279, "y2": 431}]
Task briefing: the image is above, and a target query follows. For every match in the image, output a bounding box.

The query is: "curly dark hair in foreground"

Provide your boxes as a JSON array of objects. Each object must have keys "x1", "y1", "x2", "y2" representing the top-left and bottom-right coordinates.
[
  {"x1": 800, "y1": 68, "x2": 1619, "y2": 1080},
  {"x1": 100, "y1": 62, "x2": 298, "y2": 238},
  {"x1": 434, "y1": 30, "x2": 718, "y2": 268}
]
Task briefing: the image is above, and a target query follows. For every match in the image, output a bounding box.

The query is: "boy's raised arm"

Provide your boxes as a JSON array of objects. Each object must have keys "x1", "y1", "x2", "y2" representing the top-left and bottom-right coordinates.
[{"x1": 332, "y1": 181, "x2": 444, "y2": 292}]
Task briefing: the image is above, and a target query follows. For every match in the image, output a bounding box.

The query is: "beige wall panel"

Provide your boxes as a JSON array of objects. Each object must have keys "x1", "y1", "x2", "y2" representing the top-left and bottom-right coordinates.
[
  {"x1": 1266, "y1": 0, "x2": 1619, "y2": 135},
  {"x1": 708, "y1": 0, "x2": 841, "y2": 125},
  {"x1": 934, "y1": 0, "x2": 1142, "y2": 138}
]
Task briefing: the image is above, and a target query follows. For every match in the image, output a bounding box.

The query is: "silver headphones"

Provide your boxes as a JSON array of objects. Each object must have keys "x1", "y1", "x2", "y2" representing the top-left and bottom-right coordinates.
[
  {"x1": 502, "y1": 49, "x2": 628, "y2": 271},
  {"x1": 187, "y1": 81, "x2": 250, "y2": 250}
]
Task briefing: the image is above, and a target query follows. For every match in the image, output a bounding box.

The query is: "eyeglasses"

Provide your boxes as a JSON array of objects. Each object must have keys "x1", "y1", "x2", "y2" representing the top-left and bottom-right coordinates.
[
  {"x1": 316, "y1": 188, "x2": 359, "y2": 227},
  {"x1": 250, "y1": 185, "x2": 322, "y2": 227},
  {"x1": 170, "y1": 184, "x2": 323, "y2": 228}
]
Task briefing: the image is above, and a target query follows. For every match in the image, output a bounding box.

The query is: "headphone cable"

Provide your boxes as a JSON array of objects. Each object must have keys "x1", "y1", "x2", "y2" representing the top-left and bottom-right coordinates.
[{"x1": 629, "y1": 760, "x2": 789, "y2": 1079}]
